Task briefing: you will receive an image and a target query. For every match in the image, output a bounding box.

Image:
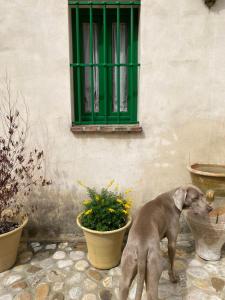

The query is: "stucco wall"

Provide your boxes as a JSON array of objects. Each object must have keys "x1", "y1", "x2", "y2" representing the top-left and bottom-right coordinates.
[{"x1": 0, "y1": 0, "x2": 225, "y2": 239}]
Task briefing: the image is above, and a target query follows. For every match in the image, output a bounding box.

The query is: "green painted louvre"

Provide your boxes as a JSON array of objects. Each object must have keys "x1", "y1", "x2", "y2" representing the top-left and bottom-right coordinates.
[{"x1": 69, "y1": 1, "x2": 140, "y2": 125}]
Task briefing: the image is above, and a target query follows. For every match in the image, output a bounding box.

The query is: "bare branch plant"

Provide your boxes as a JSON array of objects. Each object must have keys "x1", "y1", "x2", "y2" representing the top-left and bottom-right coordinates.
[{"x1": 0, "y1": 78, "x2": 51, "y2": 231}]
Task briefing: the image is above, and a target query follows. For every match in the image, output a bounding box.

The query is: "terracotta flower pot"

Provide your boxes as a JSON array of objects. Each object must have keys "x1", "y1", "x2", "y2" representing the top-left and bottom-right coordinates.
[
  {"x1": 77, "y1": 213, "x2": 132, "y2": 269},
  {"x1": 0, "y1": 216, "x2": 28, "y2": 272}
]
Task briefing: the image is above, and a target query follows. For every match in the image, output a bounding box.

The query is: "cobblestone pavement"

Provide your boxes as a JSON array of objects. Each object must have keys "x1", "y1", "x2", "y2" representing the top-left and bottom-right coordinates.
[{"x1": 0, "y1": 238, "x2": 225, "y2": 300}]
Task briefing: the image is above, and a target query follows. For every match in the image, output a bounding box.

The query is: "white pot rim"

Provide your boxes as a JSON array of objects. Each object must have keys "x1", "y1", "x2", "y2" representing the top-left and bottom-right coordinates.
[
  {"x1": 76, "y1": 212, "x2": 132, "y2": 235},
  {"x1": 0, "y1": 216, "x2": 28, "y2": 238}
]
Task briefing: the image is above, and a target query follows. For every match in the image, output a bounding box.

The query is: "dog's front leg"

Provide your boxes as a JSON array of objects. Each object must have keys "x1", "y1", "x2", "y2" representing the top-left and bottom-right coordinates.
[{"x1": 167, "y1": 229, "x2": 179, "y2": 283}]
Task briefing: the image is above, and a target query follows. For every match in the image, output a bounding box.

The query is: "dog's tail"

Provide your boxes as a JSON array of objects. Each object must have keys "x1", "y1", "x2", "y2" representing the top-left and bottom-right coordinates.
[{"x1": 134, "y1": 250, "x2": 148, "y2": 300}]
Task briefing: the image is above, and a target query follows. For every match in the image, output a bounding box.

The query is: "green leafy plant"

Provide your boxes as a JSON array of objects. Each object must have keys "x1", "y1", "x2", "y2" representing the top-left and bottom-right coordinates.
[{"x1": 78, "y1": 180, "x2": 132, "y2": 231}]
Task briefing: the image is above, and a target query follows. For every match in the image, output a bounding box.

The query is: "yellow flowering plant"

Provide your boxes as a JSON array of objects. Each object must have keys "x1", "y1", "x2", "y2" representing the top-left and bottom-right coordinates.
[{"x1": 78, "y1": 180, "x2": 132, "y2": 231}]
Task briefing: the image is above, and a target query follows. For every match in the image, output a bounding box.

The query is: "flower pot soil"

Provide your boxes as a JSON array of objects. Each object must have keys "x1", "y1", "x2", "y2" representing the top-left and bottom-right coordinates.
[{"x1": 0, "y1": 221, "x2": 19, "y2": 234}]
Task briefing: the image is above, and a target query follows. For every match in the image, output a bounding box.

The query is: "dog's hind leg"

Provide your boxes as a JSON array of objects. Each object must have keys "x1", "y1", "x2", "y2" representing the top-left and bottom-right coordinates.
[
  {"x1": 119, "y1": 247, "x2": 137, "y2": 300},
  {"x1": 145, "y1": 251, "x2": 163, "y2": 300}
]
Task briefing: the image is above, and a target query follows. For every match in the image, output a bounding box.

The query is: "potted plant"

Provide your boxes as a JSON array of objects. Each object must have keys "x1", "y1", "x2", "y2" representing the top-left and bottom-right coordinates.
[
  {"x1": 76, "y1": 180, "x2": 132, "y2": 269},
  {"x1": 0, "y1": 78, "x2": 51, "y2": 272}
]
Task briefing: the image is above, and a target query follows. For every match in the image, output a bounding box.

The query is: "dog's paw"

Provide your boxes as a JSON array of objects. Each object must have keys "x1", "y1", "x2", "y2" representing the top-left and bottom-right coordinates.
[{"x1": 168, "y1": 270, "x2": 179, "y2": 283}]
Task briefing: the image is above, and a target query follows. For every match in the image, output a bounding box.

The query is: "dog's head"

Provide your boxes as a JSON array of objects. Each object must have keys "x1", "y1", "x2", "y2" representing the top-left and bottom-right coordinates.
[{"x1": 173, "y1": 185, "x2": 212, "y2": 215}]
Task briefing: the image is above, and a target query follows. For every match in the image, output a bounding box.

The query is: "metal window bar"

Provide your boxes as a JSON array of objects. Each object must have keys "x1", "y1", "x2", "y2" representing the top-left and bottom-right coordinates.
[
  {"x1": 130, "y1": 5, "x2": 133, "y2": 119},
  {"x1": 116, "y1": 5, "x2": 120, "y2": 122},
  {"x1": 89, "y1": 5, "x2": 94, "y2": 121},
  {"x1": 103, "y1": 3, "x2": 107, "y2": 123},
  {"x1": 70, "y1": 1, "x2": 140, "y2": 125},
  {"x1": 76, "y1": 5, "x2": 81, "y2": 123}
]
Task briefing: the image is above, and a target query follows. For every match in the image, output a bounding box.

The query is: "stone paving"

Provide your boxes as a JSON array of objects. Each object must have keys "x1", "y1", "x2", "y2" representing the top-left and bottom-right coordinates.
[{"x1": 0, "y1": 238, "x2": 225, "y2": 299}]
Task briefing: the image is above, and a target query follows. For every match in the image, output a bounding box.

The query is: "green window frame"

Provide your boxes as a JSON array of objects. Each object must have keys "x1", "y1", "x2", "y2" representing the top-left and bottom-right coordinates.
[{"x1": 69, "y1": 1, "x2": 140, "y2": 125}]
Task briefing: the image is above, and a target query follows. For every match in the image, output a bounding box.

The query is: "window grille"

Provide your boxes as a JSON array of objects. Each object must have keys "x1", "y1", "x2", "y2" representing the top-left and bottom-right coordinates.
[{"x1": 69, "y1": 1, "x2": 140, "y2": 125}]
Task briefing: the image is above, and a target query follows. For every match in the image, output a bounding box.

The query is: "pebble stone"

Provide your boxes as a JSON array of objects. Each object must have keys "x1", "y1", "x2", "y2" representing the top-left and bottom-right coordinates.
[
  {"x1": 84, "y1": 278, "x2": 98, "y2": 291},
  {"x1": 103, "y1": 276, "x2": 113, "y2": 288},
  {"x1": 68, "y1": 287, "x2": 83, "y2": 299},
  {"x1": 53, "y1": 251, "x2": 66, "y2": 260},
  {"x1": 45, "y1": 244, "x2": 57, "y2": 250},
  {"x1": 66, "y1": 273, "x2": 83, "y2": 285},
  {"x1": 82, "y1": 294, "x2": 97, "y2": 300},
  {"x1": 211, "y1": 277, "x2": 225, "y2": 292},
  {"x1": 87, "y1": 269, "x2": 103, "y2": 282},
  {"x1": 39, "y1": 258, "x2": 54, "y2": 268},
  {"x1": 11, "y1": 281, "x2": 27, "y2": 290},
  {"x1": 186, "y1": 267, "x2": 209, "y2": 280},
  {"x1": 65, "y1": 247, "x2": 73, "y2": 251},
  {"x1": 15, "y1": 291, "x2": 32, "y2": 300},
  {"x1": 188, "y1": 258, "x2": 204, "y2": 267},
  {"x1": 27, "y1": 265, "x2": 42, "y2": 273},
  {"x1": 185, "y1": 289, "x2": 209, "y2": 300},
  {"x1": 57, "y1": 259, "x2": 73, "y2": 269},
  {"x1": 58, "y1": 242, "x2": 68, "y2": 249},
  {"x1": 52, "y1": 282, "x2": 64, "y2": 292},
  {"x1": 31, "y1": 242, "x2": 40, "y2": 248},
  {"x1": 33, "y1": 246, "x2": 43, "y2": 253},
  {"x1": 46, "y1": 270, "x2": 64, "y2": 282},
  {"x1": 204, "y1": 264, "x2": 220, "y2": 274},
  {"x1": 158, "y1": 282, "x2": 175, "y2": 299},
  {"x1": 4, "y1": 274, "x2": 22, "y2": 286},
  {"x1": 35, "y1": 282, "x2": 49, "y2": 300},
  {"x1": 70, "y1": 251, "x2": 85, "y2": 260},
  {"x1": 75, "y1": 260, "x2": 89, "y2": 271},
  {"x1": 52, "y1": 293, "x2": 65, "y2": 300}
]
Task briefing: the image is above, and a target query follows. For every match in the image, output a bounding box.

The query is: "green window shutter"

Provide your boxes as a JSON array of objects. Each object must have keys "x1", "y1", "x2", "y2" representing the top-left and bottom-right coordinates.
[{"x1": 70, "y1": 1, "x2": 140, "y2": 125}]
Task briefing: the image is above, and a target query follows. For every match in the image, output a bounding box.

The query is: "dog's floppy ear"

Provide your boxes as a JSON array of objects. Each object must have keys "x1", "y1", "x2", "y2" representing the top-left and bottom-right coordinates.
[{"x1": 173, "y1": 187, "x2": 187, "y2": 211}]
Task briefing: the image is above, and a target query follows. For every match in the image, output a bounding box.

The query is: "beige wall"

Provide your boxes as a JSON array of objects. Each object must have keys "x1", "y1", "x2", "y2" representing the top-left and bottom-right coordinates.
[{"x1": 0, "y1": 0, "x2": 225, "y2": 239}]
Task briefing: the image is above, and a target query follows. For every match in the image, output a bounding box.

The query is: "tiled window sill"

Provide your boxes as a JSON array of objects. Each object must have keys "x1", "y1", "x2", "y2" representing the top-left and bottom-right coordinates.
[{"x1": 71, "y1": 124, "x2": 143, "y2": 133}]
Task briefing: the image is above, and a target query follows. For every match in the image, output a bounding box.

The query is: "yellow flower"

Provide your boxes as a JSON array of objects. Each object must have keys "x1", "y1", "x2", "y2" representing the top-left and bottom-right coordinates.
[
  {"x1": 125, "y1": 189, "x2": 132, "y2": 195},
  {"x1": 106, "y1": 179, "x2": 115, "y2": 189},
  {"x1": 126, "y1": 197, "x2": 133, "y2": 205},
  {"x1": 95, "y1": 195, "x2": 100, "y2": 201},
  {"x1": 116, "y1": 199, "x2": 123, "y2": 204},
  {"x1": 85, "y1": 209, "x2": 92, "y2": 215},
  {"x1": 83, "y1": 199, "x2": 91, "y2": 205},
  {"x1": 77, "y1": 180, "x2": 87, "y2": 188},
  {"x1": 122, "y1": 209, "x2": 128, "y2": 215},
  {"x1": 124, "y1": 203, "x2": 131, "y2": 210},
  {"x1": 108, "y1": 208, "x2": 115, "y2": 213}
]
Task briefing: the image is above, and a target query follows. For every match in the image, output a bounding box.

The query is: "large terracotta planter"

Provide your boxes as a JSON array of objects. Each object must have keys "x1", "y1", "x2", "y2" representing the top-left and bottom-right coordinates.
[
  {"x1": 0, "y1": 216, "x2": 28, "y2": 272},
  {"x1": 186, "y1": 163, "x2": 225, "y2": 260},
  {"x1": 77, "y1": 213, "x2": 132, "y2": 269},
  {"x1": 187, "y1": 163, "x2": 225, "y2": 201}
]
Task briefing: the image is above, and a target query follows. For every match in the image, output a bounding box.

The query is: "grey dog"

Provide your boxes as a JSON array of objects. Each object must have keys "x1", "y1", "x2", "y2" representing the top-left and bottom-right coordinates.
[{"x1": 119, "y1": 185, "x2": 212, "y2": 300}]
